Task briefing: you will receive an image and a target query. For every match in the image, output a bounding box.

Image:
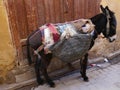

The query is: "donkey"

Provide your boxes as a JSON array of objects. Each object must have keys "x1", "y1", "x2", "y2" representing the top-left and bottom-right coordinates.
[{"x1": 26, "y1": 5, "x2": 117, "y2": 87}]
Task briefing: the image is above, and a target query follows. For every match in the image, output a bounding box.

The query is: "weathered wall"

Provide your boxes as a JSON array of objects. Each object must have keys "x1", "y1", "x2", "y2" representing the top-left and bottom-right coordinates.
[{"x1": 0, "y1": 0, "x2": 16, "y2": 83}]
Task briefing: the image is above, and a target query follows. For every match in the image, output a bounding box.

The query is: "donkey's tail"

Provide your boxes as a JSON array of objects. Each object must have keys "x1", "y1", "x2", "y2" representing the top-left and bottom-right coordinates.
[{"x1": 26, "y1": 37, "x2": 32, "y2": 65}]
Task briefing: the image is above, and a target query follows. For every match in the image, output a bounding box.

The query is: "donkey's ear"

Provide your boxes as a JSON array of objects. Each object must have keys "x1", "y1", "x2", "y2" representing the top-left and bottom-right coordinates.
[
  {"x1": 105, "y1": 6, "x2": 115, "y2": 14},
  {"x1": 100, "y1": 5, "x2": 106, "y2": 14},
  {"x1": 105, "y1": 6, "x2": 110, "y2": 11},
  {"x1": 105, "y1": 6, "x2": 109, "y2": 9}
]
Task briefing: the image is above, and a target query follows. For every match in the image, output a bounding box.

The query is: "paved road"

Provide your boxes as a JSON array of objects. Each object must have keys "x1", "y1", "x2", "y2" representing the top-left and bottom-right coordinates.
[
  {"x1": 30, "y1": 58, "x2": 120, "y2": 90},
  {"x1": 8, "y1": 55, "x2": 119, "y2": 90}
]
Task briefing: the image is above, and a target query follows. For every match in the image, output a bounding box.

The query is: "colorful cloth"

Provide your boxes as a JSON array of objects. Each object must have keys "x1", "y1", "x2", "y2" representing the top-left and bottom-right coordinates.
[
  {"x1": 46, "y1": 24, "x2": 60, "y2": 42},
  {"x1": 57, "y1": 24, "x2": 77, "y2": 40}
]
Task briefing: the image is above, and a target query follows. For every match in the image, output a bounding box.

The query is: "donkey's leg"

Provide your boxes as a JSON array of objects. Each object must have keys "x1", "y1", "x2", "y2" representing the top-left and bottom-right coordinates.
[
  {"x1": 40, "y1": 53, "x2": 55, "y2": 87},
  {"x1": 80, "y1": 58, "x2": 83, "y2": 76},
  {"x1": 34, "y1": 56, "x2": 44, "y2": 85},
  {"x1": 80, "y1": 53, "x2": 89, "y2": 81},
  {"x1": 41, "y1": 67, "x2": 55, "y2": 87}
]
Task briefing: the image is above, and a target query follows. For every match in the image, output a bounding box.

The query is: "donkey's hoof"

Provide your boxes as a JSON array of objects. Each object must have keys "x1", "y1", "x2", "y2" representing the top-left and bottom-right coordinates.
[
  {"x1": 49, "y1": 81, "x2": 55, "y2": 87},
  {"x1": 37, "y1": 79, "x2": 44, "y2": 85},
  {"x1": 84, "y1": 77, "x2": 89, "y2": 82}
]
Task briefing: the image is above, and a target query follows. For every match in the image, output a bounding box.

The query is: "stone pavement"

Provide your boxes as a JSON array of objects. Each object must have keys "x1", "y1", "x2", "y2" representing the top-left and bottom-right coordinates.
[
  {"x1": 32, "y1": 61, "x2": 120, "y2": 90},
  {"x1": 1, "y1": 52, "x2": 120, "y2": 90}
]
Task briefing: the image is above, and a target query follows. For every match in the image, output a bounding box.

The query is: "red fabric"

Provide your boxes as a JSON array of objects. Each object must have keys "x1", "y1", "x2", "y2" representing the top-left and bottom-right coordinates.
[{"x1": 47, "y1": 24, "x2": 60, "y2": 42}]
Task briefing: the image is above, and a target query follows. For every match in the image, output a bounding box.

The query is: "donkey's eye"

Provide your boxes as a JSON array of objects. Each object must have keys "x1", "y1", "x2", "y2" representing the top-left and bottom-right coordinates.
[{"x1": 111, "y1": 25, "x2": 116, "y2": 29}]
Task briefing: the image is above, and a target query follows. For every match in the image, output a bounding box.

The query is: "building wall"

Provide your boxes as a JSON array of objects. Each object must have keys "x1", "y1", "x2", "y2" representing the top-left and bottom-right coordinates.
[{"x1": 0, "y1": 0, "x2": 16, "y2": 83}]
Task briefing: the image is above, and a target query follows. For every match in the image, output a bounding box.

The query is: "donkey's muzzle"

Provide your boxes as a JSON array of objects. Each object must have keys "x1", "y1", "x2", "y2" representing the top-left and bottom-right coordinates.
[{"x1": 108, "y1": 35, "x2": 117, "y2": 42}]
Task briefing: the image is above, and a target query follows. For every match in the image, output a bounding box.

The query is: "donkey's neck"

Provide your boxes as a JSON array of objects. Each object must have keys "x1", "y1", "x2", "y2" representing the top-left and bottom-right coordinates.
[{"x1": 89, "y1": 30, "x2": 100, "y2": 49}]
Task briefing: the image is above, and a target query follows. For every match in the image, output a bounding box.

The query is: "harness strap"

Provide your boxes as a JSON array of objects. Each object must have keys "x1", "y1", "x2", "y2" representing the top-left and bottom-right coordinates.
[
  {"x1": 40, "y1": 29, "x2": 44, "y2": 43},
  {"x1": 33, "y1": 49, "x2": 42, "y2": 59},
  {"x1": 90, "y1": 30, "x2": 95, "y2": 36},
  {"x1": 106, "y1": 9, "x2": 110, "y2": 36}
]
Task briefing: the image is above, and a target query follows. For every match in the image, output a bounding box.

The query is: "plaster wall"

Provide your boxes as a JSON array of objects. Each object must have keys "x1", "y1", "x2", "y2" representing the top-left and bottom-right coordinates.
[{"x1": 0, "y1": 0, "x2": 16, "y2": 83}]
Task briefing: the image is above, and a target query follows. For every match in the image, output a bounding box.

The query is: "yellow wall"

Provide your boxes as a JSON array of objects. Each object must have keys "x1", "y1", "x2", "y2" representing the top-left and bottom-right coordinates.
[{"x1": 0, "y1": 0, "x2": 16, "y2": 83}]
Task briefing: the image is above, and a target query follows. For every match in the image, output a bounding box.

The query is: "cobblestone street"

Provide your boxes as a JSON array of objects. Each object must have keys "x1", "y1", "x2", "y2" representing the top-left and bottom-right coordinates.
[
  {"x1": 32, "y1": 58, "x2": 120, "y2": 90},
  {"x1": 1, "y1": 55, "x2": 120, "y2": 90}
]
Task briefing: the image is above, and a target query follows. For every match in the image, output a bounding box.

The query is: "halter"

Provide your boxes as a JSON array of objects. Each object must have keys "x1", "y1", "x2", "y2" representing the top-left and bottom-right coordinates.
[{"x1": 106, "y1": 9, "x2": 111, "y2": 37}]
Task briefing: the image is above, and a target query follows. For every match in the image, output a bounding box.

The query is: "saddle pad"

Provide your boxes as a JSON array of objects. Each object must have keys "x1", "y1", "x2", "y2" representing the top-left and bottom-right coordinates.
[
  {"x1": 28, "y1": 30, "x2": 42, "y2": 50},
  {"x1": 49, "y1": 34, "x2": 92, "y2": 63}
]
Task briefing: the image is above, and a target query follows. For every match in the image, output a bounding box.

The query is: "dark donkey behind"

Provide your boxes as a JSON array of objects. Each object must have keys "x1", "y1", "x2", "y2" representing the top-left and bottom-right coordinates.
[{"x1": 26, "y1": 5, "x2": 117, "y2": 87}]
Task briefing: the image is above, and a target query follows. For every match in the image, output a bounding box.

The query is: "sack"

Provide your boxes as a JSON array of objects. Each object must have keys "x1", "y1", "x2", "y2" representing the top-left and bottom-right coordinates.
[{"x1": 49, "y1": 34, "x2": 92, "y2": 63}]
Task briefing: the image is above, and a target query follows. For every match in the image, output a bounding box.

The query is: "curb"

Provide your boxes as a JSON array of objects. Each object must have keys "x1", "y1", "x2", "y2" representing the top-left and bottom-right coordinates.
[
  {"x1": 1, "y1": 50, "x2": 120, "y2": 90},
  {"x1": 106, "y1": 50, "x2": 120, "y2": 59},
  {"x1": 89, "y1": 50, "x2": 120, "y2": 64}
]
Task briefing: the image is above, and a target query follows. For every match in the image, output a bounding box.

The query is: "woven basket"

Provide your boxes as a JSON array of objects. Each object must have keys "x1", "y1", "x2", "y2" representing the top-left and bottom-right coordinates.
[{"x1": 50, "y1": 34, "x2": 92, "y2": 63}]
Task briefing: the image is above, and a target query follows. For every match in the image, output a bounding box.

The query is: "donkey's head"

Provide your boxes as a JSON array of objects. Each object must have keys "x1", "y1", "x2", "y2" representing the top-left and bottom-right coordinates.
[{"x1": 100, "y1": 5, "x2": 117, "y2": 42}]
